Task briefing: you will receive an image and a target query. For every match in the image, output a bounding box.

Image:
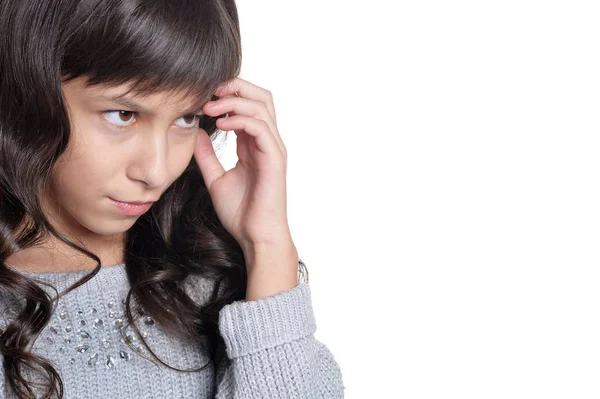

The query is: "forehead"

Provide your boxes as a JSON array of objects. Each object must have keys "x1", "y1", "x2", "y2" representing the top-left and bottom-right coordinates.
[{"x1": 66, "y1": 76, "x2": 210, "y2": 112}]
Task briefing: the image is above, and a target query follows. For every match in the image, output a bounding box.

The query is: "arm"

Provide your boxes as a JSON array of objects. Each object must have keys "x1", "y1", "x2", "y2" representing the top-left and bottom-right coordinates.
[{"x1": 214, "y1": 282, "x2": 345, "y2": 398}]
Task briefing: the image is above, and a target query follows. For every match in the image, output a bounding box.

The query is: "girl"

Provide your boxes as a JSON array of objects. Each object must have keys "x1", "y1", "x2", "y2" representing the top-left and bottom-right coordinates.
[{"x1": 0, "y1": 0, "x2": 345, "y2": 398}]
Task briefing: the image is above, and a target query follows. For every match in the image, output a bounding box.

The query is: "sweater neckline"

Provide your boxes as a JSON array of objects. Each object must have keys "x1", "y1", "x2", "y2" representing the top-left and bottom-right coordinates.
[{"x1": 11, "y1": 263, "x2": 126, "y2": 278}]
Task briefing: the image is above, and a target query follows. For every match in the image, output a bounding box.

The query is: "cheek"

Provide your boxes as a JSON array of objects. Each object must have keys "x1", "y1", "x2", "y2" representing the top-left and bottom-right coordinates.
[
  {"x1": 51, "y1": 153, "x2": 112, "y2": 203},
  {"x1": 170, "y1": 138, "x2": 198, "y2": 173},
  {"x1": 54, "y1": 122, "x2": 114, "y2": 188}
]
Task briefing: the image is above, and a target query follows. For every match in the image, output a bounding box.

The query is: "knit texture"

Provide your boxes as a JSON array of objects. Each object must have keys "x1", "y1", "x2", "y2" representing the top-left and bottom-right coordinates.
[{"x1": 0, "y1": 263, "x2": 344, "y2": 398}]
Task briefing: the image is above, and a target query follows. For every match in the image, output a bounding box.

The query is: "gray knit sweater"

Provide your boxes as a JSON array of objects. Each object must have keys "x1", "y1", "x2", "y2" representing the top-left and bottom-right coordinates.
[{"x1": 0, "y1": 263, "x2": 345, "y2": 398}]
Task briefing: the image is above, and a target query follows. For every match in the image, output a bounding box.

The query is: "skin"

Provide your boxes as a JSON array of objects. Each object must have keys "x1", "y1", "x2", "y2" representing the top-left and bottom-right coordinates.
[{"x1": 6, "y1": 76, "x2": 210, "y2": 273}]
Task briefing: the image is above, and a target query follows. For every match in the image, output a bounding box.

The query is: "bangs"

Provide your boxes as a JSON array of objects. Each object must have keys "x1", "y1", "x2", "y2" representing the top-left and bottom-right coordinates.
[{"x1": 60, "y1": 0, "x2": 241, "y2": 109}]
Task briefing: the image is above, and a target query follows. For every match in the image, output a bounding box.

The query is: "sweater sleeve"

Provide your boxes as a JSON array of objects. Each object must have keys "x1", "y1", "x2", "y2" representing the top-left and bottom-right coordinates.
[
  {"x1": 0, "y1": 353, "x2": 5, "y2": 397},
  {"x1": 214, "y1": 282, "x2": 345, "y2": 398},
  {"x1": 1, "y1": 310, "x2": 6, "y2": 397}
]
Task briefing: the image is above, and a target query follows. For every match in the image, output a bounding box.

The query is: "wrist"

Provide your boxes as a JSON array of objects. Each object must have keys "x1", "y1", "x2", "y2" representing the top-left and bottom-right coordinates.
[{"x1": 243, "y1": 241, "x2": 299, "y2": 301}]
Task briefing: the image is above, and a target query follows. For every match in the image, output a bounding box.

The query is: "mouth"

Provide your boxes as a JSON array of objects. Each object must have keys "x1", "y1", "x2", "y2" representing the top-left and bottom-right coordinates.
[
  {"x1": 109, "y1": 198, "x2": 154, "y2": 216},
  {"x1": 118, "y1": 200, "x2": 154, "y2": 205}
]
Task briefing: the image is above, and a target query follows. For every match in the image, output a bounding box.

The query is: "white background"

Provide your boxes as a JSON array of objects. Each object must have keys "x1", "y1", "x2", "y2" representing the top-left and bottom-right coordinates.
[{"x1": 218, "y1": 1, "x2": 600, "y2": 398}]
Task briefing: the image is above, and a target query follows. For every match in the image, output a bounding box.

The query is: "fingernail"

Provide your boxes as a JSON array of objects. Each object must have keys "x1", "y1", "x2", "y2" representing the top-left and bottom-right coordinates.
[{"x1": 206, "y1": 101, "x2": 216, "y2": 107}]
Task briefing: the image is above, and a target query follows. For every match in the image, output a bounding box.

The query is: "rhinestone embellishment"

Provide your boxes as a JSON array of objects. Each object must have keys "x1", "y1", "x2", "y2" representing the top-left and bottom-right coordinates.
[
  {"x1": 88, "y1": 353, "x2": 99, "y2": 366},
  {"x1": 76, "y1": 344, "x2": 90, "y2": 353},
  {"x1": 41, "y1": 299, "x2": 156, "y2": 370},
  {"x1": 106, "y1": 355, "x2": 115, "y2": 369}
]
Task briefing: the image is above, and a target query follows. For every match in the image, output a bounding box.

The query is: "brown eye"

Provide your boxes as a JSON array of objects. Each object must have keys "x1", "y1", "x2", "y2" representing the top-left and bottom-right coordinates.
[
  {"x1": 118, "y1": 111, "x2": 134, "y2": 122},
  {"x1": 182, "y1": 114, "x2": 196, "y2": 124},
  {"x1": 174, "y1": 114, "x2": 202, "y2": 129},
  {"x1": 103, "y1": 110, "x2": 137, "y2": 130}
]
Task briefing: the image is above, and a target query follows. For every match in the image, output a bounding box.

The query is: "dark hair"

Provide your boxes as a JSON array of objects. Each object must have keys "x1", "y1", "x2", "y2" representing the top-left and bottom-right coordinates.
[{"x1": 0, "y1": 1, "x2": 308, "y2": 397}]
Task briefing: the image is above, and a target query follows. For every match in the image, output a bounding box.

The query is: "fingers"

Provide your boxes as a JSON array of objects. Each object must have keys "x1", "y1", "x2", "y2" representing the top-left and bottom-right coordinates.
[
  {"x1": 214, "y1": 78, "x2": 277, "y2": 124},
  {"x1": 211, "y1": 78, "x2": 287, "y2": 160},
  {"x1": 215, "y1": 115, "x2": 283, "y2": 168},
  {"x1": 194, "y1": 77, "x2": 290, "y2": 191}
]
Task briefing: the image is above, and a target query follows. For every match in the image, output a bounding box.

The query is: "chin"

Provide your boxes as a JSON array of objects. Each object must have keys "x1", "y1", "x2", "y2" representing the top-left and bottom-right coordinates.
[{"x1": 78, "y1": 216, "x2": 136, "y2": 237}]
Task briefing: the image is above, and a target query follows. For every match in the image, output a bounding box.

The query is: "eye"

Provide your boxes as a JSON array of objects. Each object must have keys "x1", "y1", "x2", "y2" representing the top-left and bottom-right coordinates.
[
  {"x1": 102, "y1": 111, "x2": 206, "y2": 131},
  {"x1": 175, "y1": 114, "x2": 204, "y2": 129},
  {"x1": 103, "y1": 110, "x2": 136, "y2": 130}
]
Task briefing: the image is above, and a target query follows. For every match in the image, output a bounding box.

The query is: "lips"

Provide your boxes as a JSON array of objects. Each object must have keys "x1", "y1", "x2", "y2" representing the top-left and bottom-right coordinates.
[
  {"x1": 109, "y1": 198, "x2": 154, "y2": 216},
  {"x1": 110, "y1": 198, "x2": 156, "y2": 205}
]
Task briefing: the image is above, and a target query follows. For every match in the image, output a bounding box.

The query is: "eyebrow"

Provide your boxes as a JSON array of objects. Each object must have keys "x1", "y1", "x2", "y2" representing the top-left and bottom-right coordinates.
[{"x1": 97, "y1": 94, "x2": 206, "y2": 116}]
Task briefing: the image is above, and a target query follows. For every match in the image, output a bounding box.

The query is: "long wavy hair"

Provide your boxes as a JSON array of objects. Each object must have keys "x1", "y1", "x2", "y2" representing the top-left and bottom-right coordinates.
[{"x1": 0, "y1": 1, "x2": 308, "y2": 398}]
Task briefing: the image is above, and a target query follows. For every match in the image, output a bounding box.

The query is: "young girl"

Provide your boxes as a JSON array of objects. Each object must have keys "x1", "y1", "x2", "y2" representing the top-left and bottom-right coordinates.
[{"x1": 0, "y1": 0, "x2": 344, "y2": 398}]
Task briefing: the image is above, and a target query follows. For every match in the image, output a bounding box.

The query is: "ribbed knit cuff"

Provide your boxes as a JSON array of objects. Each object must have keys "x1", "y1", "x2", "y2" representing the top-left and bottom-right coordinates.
[{"x1": 218, "y1": 283, "x2": 317, "y2": 359}]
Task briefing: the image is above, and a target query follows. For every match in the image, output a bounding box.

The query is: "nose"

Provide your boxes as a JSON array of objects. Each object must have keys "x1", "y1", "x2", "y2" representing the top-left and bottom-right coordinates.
[{"x1": 128, "y1": 133, "x2": 170, "y2": 189}]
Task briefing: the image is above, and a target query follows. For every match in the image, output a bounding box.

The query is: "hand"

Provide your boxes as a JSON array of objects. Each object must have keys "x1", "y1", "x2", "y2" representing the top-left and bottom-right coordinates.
[{"x1": 194, "y1": 77, "x2": 294, "y2": 256}]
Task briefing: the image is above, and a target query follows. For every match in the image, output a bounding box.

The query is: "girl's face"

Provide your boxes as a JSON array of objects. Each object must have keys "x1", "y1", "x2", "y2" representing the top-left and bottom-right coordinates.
[{"x1": 45, "y1": 76, "x2": 206, "y2": 239}]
